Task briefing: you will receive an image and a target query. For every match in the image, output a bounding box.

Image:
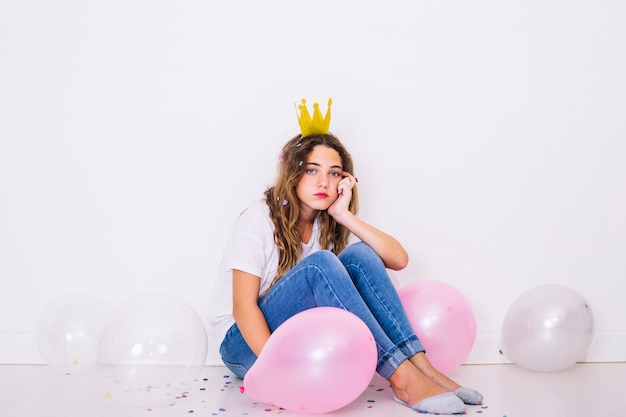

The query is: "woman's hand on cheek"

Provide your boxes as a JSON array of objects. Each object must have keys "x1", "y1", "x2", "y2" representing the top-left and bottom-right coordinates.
[{"x1": 328, "y1": 173, "x2": 355, "y2": 220}]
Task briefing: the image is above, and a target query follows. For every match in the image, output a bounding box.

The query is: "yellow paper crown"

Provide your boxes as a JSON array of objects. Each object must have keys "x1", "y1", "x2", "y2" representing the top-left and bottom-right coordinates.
[{"x1": 296, "y1": 98, "x2": 332, "y2": 137}]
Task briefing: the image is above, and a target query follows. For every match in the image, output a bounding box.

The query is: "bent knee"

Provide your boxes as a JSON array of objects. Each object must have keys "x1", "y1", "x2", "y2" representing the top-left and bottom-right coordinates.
[{"x1": 306, "y1": 249, "x2": 339, "y2": 263}]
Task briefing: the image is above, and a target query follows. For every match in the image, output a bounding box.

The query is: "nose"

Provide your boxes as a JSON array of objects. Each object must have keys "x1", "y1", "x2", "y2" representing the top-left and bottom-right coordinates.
[{"x1": 317, "y1": 178, "x2": 329, "y2": 189}]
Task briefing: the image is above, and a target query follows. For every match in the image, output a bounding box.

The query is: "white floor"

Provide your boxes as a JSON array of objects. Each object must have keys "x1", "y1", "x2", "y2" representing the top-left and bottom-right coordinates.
[{"x1": 0, "y1": 363, "x2": 624, "y2": 417}]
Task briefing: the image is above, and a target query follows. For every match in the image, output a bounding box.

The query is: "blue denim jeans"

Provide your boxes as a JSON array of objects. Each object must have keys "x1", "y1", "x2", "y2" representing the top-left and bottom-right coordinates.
[{"x1": 219, "y1": 242, "x2": 424, "y2": 380}]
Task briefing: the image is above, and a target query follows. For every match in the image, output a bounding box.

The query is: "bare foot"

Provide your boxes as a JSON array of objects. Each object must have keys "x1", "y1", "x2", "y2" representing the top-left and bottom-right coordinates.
[
  {"x1": 409, "y1": 352, "x2": 461, "y2": 392},
  {"x1": 388, "y1": 359, "x2": 448, "y2": 406}
]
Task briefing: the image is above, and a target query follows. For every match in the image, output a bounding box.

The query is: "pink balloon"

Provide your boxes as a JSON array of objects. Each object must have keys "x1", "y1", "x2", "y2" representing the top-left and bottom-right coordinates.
[
  {"x1": 398, "y1": 280, "x2": 476, "y2": 374},
  {"x1": 243, "y1": 307, "x2": 377, "y2": 414}
]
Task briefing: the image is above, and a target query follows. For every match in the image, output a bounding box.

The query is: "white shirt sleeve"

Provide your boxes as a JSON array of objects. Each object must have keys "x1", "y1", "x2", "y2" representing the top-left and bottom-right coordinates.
[{"x1": 208, "y1": 200, "x2": 278, "y2": 345}]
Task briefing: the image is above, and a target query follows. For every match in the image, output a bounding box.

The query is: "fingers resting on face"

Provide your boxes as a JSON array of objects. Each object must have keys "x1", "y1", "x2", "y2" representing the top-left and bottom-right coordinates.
[
  {"x1": 337, "y1": 172, "x2": 357, "y2": 196},
  {"x1": 341, "y1": 171, "x2": 358, "y2": 185}
]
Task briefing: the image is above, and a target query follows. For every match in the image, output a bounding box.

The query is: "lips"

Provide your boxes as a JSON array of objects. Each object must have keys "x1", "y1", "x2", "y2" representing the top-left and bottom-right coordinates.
[{"x1": 314, "y1": 193, "x2": 329, "y2": 198}]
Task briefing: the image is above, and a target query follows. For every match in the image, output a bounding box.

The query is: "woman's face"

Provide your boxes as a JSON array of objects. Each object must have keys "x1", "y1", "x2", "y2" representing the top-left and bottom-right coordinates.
[{"x1": 296, "y1": 145, "x2": 343, "y2": 215}]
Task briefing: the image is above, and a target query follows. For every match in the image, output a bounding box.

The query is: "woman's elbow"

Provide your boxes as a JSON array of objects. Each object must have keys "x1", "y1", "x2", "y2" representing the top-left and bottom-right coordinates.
[{"x1": 387, "y1": 251, "x2": 409, "y2": 271}]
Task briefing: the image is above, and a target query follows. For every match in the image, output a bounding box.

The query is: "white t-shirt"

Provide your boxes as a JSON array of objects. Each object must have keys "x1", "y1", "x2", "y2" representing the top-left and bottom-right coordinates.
[{"x1": 208, "y1": 199, "x2": 358, "y2": 346}]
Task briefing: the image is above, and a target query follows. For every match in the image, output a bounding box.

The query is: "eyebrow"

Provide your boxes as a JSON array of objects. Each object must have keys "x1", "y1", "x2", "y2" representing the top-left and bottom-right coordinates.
[{"x1": 306, "y1": 161, "x2": 343, "y2": 170}]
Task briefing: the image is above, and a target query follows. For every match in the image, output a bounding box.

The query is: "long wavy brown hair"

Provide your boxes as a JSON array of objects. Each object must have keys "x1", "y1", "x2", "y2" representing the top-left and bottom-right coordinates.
[{"x1": 263, "y1": 133, "x2": 359, "y2": 289}]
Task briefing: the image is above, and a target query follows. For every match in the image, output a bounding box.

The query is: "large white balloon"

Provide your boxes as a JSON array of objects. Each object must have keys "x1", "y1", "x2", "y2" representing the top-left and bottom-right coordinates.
[
  {"x1": 97, "y1": 292, "x2": 208, "y2": 407},
  {"x1": 501, "y1": 284, "x2": 593, "y2": 372}
]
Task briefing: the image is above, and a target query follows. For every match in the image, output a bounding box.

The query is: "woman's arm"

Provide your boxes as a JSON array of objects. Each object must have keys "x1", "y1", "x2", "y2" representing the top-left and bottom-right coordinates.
[
  {"x1": 232, "y1": 269, "x2": 271, "y2": 356},
  {"x1": 338, "y1": 213, "x2": 409, "y2": 270},
  {"x1": 328, "y1": 173, "x2": 409, "y2": 271}
]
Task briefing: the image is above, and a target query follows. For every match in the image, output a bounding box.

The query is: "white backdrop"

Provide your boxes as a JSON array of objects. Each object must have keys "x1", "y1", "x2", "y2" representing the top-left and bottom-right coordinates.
[{"x1": 1, "y1": 0, "x2": 625, "y2": 365}]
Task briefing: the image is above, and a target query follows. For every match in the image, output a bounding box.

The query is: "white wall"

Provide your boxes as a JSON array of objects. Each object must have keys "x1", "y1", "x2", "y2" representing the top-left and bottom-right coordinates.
[{"x1": 1, "y1": 0, "x2": 625, "y2": 365}]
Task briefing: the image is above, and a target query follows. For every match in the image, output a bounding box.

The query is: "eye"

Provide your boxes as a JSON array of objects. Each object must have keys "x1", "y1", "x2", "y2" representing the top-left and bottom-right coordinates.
[
  {"x1": 330, "y1": 171, "x2": 341, "y2": 178},
  {"x1": 306, "y1": 168, "x2": 317, "y2": 175}
]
